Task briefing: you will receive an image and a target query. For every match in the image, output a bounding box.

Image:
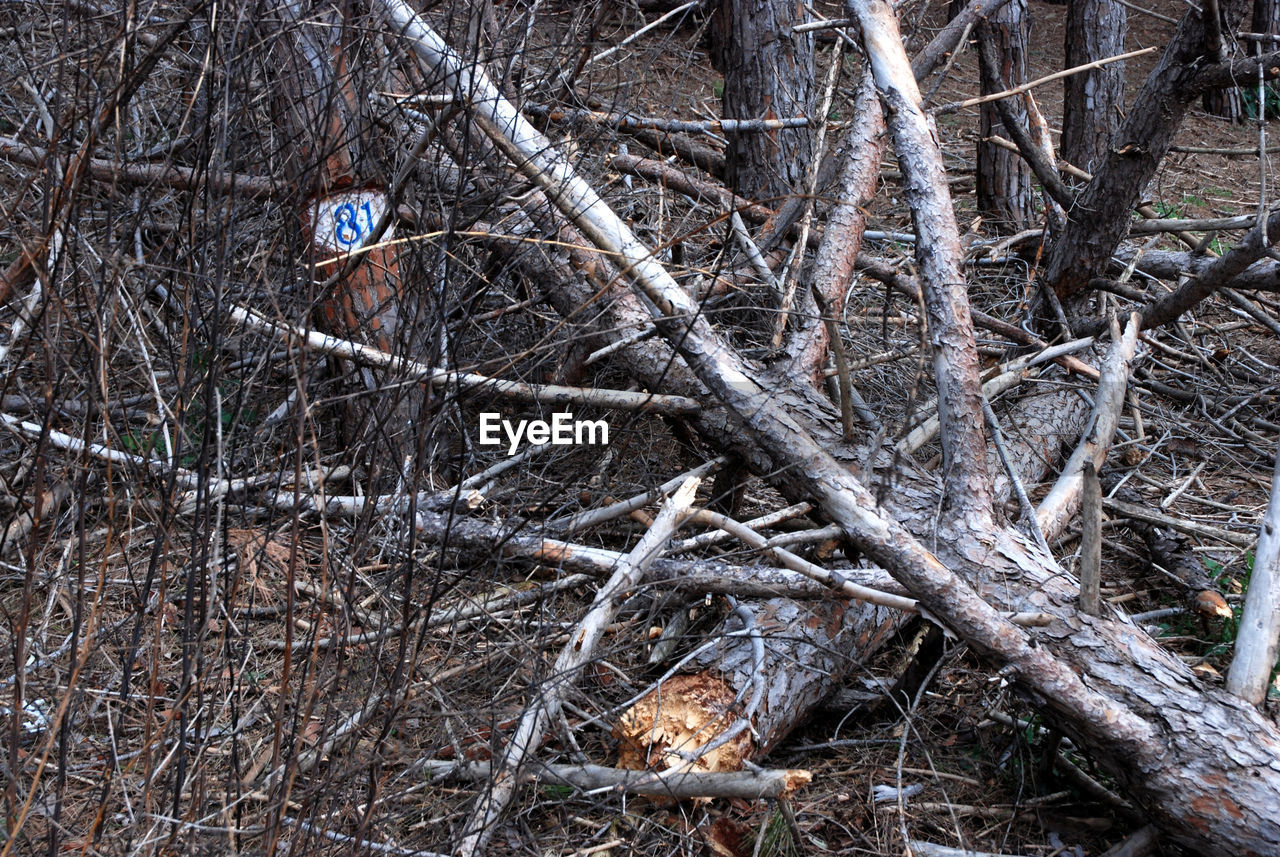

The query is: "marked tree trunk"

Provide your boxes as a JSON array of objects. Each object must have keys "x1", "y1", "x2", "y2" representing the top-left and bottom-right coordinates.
[
  {"x1": 1062, "y1": 0, "x2": 1126, "y2": 172},
  {"x1": 976, "y1": 0, "x2": 1035, "y2": 230},
  {"x1": 709, "y1": 0, "x2": 814, "y2": 203},
  {"x1": 266, "y1": 1, "x2": 430, "y2": 478}
]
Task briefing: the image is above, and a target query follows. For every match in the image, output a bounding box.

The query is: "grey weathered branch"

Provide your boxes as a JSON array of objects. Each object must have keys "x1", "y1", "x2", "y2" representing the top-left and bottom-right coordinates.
[
  {"x1": 1035, "y1": 314, "x2": 1140, "y2": 541},
  {"x1": 1225, "y1": 445, "x2": 1280, "y2": 705},
  {"x1": 228, "y1": 304, "x2": 701, "y2": 415}
]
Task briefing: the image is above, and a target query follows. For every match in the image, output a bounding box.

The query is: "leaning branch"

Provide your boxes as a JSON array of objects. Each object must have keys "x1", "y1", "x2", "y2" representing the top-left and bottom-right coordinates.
[
  {"x1": 856, "y1": 0, "x2": 993, "y2": 523},
  {"x1": 228, "y1": 304, "x2": 701, "y2": 415},
  {"x1": 1035, "y1": 314, "x2": 1140, "y2": 542}
]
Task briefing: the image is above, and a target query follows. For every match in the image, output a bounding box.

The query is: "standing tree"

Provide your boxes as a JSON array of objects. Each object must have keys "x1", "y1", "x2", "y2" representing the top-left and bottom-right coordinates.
[
  {"x1": 709, "y1": 0, "x2": 814, "y2": 202},
  {"x1": 1062, "y1": 0, "x2": 1126, "y2": 171},
  {"x1": 975, "y1": 0, "x2": 1035, "y2": 229}
]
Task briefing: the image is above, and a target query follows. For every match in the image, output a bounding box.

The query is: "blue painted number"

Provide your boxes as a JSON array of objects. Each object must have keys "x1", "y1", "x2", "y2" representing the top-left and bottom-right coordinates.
[{"x1": 333, "y1": 200, "x2": 378, "y2": 247}]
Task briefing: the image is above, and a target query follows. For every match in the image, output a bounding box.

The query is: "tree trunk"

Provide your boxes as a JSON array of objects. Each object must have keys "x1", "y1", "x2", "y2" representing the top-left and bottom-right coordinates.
[
  {"x1": 1202, "y1": 0, "x2": 1279, "y2": 119},
  {"x1": 1044, "y1": 0, "x2": 1254, "y2": 299},
  {"x1": 976, "y1": 0, "x2": 1035, "y2": 230},
  {"x1": 266, "y1": 2, "x2": 429, "y2": 481},
  {"x1": 1259, "y1": 0, "x2": 1280, "y2": 31},
  {"x1": 1062, "y1": 0, "x2": 1126, "y2": 172},
  {"x1": 709, "y1": 0, "x2": 814, "y2": 203}
]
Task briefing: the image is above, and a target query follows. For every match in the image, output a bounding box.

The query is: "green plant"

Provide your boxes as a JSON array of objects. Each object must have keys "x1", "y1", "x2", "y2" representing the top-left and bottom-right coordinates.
[
  {"x1": 753, "y1": 806, "x2": 800, "y2": 857},
  {"x1": 1243, "y1": 83, "x2": 1280, "y2": 120}
]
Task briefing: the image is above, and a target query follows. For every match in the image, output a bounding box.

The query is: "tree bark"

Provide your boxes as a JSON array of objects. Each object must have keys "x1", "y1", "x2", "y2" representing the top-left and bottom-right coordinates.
[
  {"x1": 1044, "y1": 0, "x2": 1255, "y2": 299},
  {"x1": 976, "y1": 0, "x2": 1036, "y2": 230},
  {"x1": 709, "y1": 0, "x2": 814, "y2": 202},
  {"x1": 265, "y1": 0, "x2": 427, "y2": 474},
  {"x1": 1062, "y1": 0, "x2": 1126, "y2": 172}
]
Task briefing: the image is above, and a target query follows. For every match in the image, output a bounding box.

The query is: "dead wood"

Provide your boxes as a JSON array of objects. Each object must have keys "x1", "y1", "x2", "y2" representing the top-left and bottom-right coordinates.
[
  {"x1": 0, "y1": 136, "x2": 275, "y2": 197},
  {"x1": 1107, "y1": 207, "x2": 1280, "y2": 334},
  {"x1": 457, "y1": 478, "x2": 699, "y2": 857},
  {"x1": 859, "y1": 0, "x2": 993, "y2": 523},
  {"x1": 424, "y1": 758, "x2": 812, "y2": 800},
  {"x1": 1034, "y1": 314, "x2": 1140, "y2": 541},
  {"x1": 910, "y1": 0, "x2": 1014, "y2": 81},
  {"x1": 373, "y1": 5, "x2": 1280, "y2": 853},
  {"x1": 1225, "y1": 443, "x2": 1280, "y2": 704},
  {"x1": 1099, "y1": 470, "x2": 1233, "y2": 618},
  {"x1": 795, "y1": 69, "x2": 886, "y2": 385}
]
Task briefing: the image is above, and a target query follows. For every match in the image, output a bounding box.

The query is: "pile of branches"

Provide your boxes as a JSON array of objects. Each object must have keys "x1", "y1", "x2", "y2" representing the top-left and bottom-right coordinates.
[{"x1": 3, "y1": 0, "x2": 1280, "y2": 855}]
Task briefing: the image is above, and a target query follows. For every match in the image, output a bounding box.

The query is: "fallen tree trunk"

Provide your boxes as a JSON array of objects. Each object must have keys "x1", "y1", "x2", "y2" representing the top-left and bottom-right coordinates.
[{"x1": 371, "y1": 3, "x2": 1280, "y2": 853}]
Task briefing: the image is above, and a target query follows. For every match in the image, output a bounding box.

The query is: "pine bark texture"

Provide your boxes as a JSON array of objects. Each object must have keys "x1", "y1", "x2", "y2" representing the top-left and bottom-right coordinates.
[
  {"x1": 709, "y1": 0, "x2": 815, "y2": 202},
  {"x1": 976, "y1": 0, "x2": 1036, "y2": 229},
  {"x1": 1062, "y1": 0, "x2": 1126, "y2": 171}
]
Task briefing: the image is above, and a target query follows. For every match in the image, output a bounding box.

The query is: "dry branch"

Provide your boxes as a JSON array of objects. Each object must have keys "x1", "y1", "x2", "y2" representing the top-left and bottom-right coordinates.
[
  {"x1": 228, "y1": 304, "x2": 701, "y2": 415},
  {"x1": 423, "y1": 759, "x2": 810, "y2": 800},
  {"x1": 1035, "y1": 315, "x2": 1140, "y2": 541},
  {"x1": 0, "y1": 136, "x2": 275, "y2": 197},
  {"x1": 1226, "y1": 442, "x2": 1280, "y2": 703},
  {"x1": 371, "y1": 4, "x2": 1280, "y2": 852}
]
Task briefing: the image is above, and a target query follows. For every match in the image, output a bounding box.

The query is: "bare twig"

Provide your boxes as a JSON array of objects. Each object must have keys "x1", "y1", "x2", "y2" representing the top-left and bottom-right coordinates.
[
  {"x1": 228, "y1": 304, "x2": 701, "y2": 415},
  {"x1": 938, "y1": 47, "x2": 1155, "y2": 113},
  {"x1": 456, "y1": 477, "x2": 699, "y2": 857}
]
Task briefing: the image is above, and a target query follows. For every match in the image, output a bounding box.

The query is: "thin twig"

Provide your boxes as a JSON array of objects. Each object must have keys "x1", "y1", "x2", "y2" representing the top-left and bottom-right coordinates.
[{"x1": 937, "y1": 47, "x2": 1156, "y2": 114}]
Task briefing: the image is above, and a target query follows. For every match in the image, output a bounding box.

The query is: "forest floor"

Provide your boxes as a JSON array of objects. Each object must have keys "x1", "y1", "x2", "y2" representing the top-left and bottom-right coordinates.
[{"x1": 1, "y1": 1, "x2": 1277, "y2": 855}]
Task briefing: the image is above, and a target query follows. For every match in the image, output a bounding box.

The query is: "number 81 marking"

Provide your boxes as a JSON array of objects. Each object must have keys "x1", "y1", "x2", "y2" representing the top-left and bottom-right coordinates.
[{"x1": 334, "y1": 199, "x2": 377, "y2": 248}]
